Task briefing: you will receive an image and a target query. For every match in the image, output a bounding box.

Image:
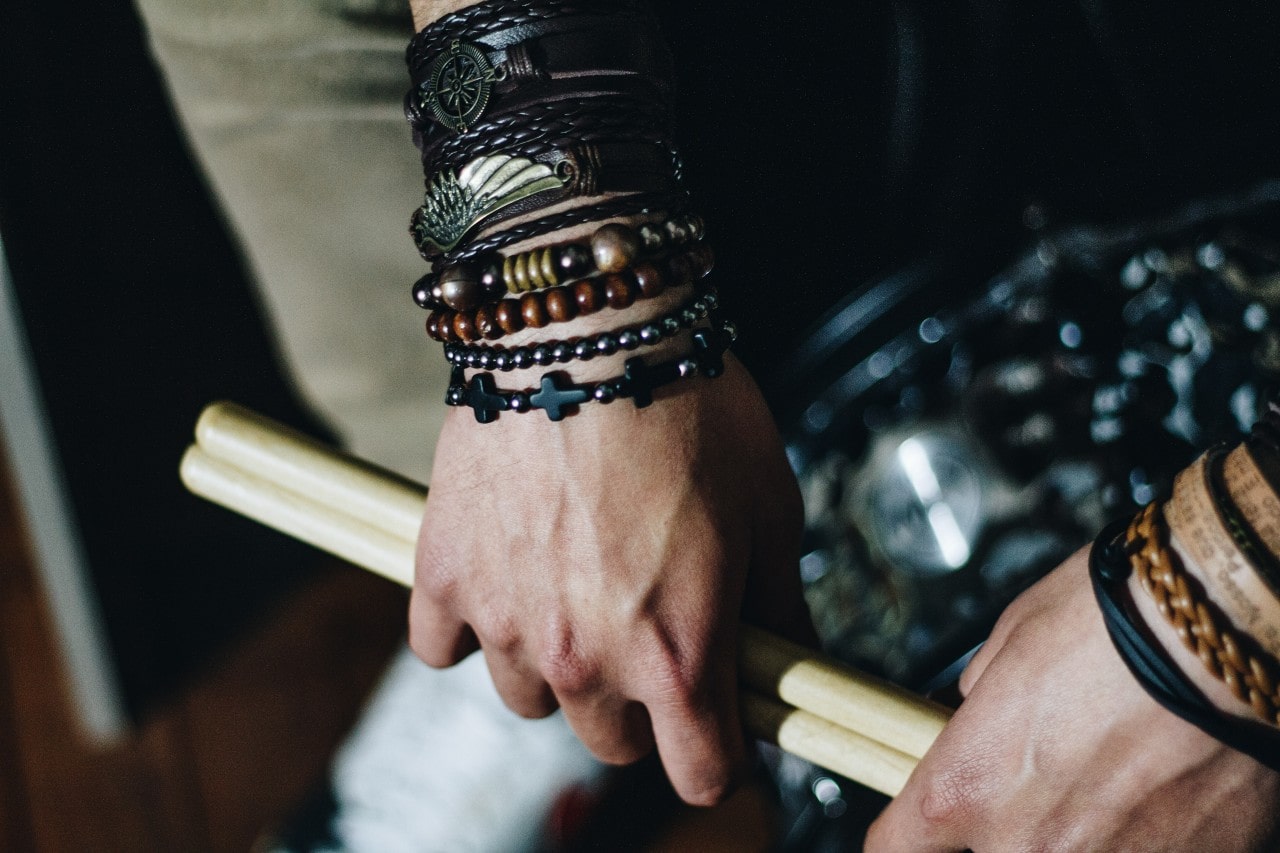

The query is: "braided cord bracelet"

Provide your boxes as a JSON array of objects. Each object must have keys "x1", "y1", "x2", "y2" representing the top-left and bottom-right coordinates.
[
  {"x1": 445, "y1": 321, "x2": 736, "y2": 422},
  {"x1": 1089, "y1": 520, "x2": 1280, "y2": 770},
  {"x1": 1129, "y1": 502, "x2": 1280, "y2": 724}
]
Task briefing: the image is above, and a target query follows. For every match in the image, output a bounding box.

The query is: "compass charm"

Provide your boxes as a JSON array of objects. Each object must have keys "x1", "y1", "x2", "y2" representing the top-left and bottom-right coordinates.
[{"x1": 417, "y1": 40, "x2": 498, "y2": 132}]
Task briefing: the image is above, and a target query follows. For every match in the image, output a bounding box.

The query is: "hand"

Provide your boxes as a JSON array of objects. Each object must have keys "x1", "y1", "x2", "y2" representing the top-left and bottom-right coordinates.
[
  {"x1": 866, "y1": 549, "x2": 1280, "y2": 852},
  {"x1": 409, "y1": 357, "x2": 811, "y2": 804}
]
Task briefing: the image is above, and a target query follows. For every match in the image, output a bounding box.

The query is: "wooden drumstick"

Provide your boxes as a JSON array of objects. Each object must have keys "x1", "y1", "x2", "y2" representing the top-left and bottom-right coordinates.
[{"x1": 181, "y1": 402, "x2": 952, "y2": 795}]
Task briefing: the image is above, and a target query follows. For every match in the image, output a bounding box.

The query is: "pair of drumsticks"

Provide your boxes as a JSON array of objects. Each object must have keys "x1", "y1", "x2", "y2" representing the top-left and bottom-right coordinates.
[{"x1": 180, "y1": 402, "x2": 951, "y2": 797}]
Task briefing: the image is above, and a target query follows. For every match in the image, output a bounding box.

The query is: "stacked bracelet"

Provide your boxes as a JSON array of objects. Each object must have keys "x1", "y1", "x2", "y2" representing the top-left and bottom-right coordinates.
[
  {"x1": 445, "y1": 322, "x2": 736, "y2": 422},
  {"x1": 1128, "y1": 501, "x2": 1280, "y2": 724},
  {"x1": 1089, "y1": 520, "x2": 1280, "y2": 770},
  {"x1": 444, "y1": 289, "x2": 718, "y2": 370}
]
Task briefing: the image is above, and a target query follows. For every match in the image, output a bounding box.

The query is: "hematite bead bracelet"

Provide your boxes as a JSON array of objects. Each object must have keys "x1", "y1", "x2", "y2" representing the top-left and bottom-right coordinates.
[
  {"x1": 426, "y1": 242, "x2": 714, "y2": 343},
  {"x1": 414, "y1": 213, "x2": 705, "y2": 311},
  {"x1": 445, "y1": 322, "x2": 738, "y2": 422},
  {"x1": 443, "y1": 289, "x2": 719, "y2": 371}
]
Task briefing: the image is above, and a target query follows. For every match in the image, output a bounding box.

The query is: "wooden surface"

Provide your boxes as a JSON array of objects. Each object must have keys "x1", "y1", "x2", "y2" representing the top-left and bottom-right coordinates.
[{"x1": 0, "y1": 445, "x2": 408, "y2": 852}]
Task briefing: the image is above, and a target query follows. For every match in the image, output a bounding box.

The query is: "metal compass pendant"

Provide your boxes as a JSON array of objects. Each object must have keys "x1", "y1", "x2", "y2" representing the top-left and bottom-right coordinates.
[{"x1": 418, "y1": 40, "x2": 499, "y2": 132}]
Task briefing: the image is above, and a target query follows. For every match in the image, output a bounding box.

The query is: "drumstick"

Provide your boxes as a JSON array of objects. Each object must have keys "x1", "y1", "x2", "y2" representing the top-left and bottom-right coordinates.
[{"x1": 181, "y1": 402, "x2": 952, "y2": 792}]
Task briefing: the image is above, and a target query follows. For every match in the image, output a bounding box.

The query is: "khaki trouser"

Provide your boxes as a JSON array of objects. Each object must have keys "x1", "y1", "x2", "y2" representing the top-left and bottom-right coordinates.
[{"x1": 134, "y1": 0, "x2": 447, "y2": 482}]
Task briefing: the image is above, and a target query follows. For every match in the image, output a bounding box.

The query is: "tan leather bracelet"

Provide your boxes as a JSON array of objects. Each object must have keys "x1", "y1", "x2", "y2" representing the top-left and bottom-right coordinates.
[
  {"x1": 1223, "y1": 443, "x2": 1280, "y2": 594},
  {"x1": 1163, "y1": 451, "x2": 1280, "y2": 657},
  {"x1": 1130, "y1": 502, "x2": 1280, "y2": 724}
]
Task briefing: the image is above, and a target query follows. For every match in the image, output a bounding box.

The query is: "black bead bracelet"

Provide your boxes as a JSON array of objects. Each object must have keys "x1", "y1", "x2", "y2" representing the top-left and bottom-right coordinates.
[
  {"x1": 443, "y1": 290, "x2": 718, "y2": 371},
  {"x1": 445, "y1": 321, "x2": 736, "y2": 422}
]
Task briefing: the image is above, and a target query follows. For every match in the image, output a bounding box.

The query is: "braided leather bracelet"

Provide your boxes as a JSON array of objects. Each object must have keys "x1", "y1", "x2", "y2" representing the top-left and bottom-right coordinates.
[
  {"x1": 1129, "y1": 502, "x2": 1280, "y2": 724},
  {"x1": 445, "y1": 321, "x2": 735, "y2": 422},
  {"x1": 1090, "y1": 520, "x2": 1280, "y2": 770},
  {"x1": 437, "y1": 189, "x2": 689, "y2": 268},
  {"x1": 444, "y1": 289, "x2": 717, "y2": 370},
  {"x1": 407, "y1": 0, "x2": 649, "y2": 73},
  {"x1": 427, "y1": 243, "x2": 712, "y2": 343}
]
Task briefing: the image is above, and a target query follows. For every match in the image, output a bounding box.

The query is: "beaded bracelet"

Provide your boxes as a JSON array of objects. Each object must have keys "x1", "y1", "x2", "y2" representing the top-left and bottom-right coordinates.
[
  {"x1": 415, "y1": 213, "x2": 705, "y2": 310},
  {"x1": 426, "y1": 243, "x2": 713, "y2": 343},
  {"x1": 444, "y1": 289, "x2": 718, "y2": 371},
  {"x1": 445, "y1": 321, "x2": 736, "y2": 422}
]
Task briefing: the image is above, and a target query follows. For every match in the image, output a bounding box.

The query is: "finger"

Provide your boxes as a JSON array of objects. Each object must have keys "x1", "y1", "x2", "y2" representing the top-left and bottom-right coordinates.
[
  {"x1": 408, "y1": 588, "x2": 480, "y2": 668},
  {"x1": 557, "y1": 696, "x2": 655, "y2": 766},
  {"x1": 480, "y1": 644, "x2": 559, "y2": 719},
  {"x1": 641, "y1": 632, "x2": 747, "y2": 807}
]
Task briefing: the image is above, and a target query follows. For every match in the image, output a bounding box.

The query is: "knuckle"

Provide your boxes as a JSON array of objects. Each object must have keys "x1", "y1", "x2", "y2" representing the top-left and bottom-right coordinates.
[
  {"x1": 539, "y1": 637, "x2": 599, "y2": 698},
  {"x1": 916, "y1": 762, "x2": 989, "y2": 831},
  {"x1": 415, "y1": 549, "x2": 460, "y2": 604}
]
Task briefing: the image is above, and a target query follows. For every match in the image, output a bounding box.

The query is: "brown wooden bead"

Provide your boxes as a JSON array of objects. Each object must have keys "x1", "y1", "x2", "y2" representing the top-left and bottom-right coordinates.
[
  {"x1": 544, "y1": 287, "x2": 578, "y2": 323},
  {"x1": 521, "y1": 292, "x2": 550, "y2": 328},
  {"x1": 632, "y1": 261, "x2": 666, "y2": 298},
  {"x1": 453, "y1": 310, "x2": 479, "y2": 342},
  {"x1": 436, "y1": 310, "x2": 458, "y2": 341},
  {"x1": 426, "y1": 310, "x2": 444, "y2": 340},
  {"x1": 439, "y1": 264, "x2": 482, "y2": 311},
  {"x1": 590, "y1": 223, "x2": 641, "y2": 273},
  {"x1": 573, "y1": 278, "x2": 603, "y2": 314},
  {"x1": 474, "y1": 304, "x2": 500, "y2": 340},
  {"x1": 494, "y1": 299, "x2": 525, "y2": 335},
  {"x1": 603, "y1": 272, "x2": 637, "y2": 310},
  {"x1": 667, "y1": 253, "x2": 693, "y2": 289}
]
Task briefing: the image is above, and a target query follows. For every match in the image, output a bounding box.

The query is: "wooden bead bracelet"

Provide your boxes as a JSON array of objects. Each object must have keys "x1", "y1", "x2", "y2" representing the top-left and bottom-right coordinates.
[
  {"x1": 425, "y1": 243, "x2": 713, "y2": 343},
  {"x1": 444, "y1": 320, "x2": 736, "y2": 422},
  {"x1": 414, "y1": 213, "x2": 705, "y2": 311},
  {"x1": 443, "y1": 289, "x2": 717, "y2": 371},
  {"x1": 1128, "y1": 501, "x2": 1280, "y2": 725}
]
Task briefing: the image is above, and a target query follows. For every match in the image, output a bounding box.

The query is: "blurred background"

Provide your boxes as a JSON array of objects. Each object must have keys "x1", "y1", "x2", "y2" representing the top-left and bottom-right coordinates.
[{"x1": 3, "y1": 0, "x2": 1280, "y2": 850}]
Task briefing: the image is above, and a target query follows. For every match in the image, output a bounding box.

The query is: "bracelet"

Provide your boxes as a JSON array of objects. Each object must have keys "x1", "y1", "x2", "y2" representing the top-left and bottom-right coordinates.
[
  {"x1": 407, "y1": 0, "x2": 650, "y2": 75},
  {"x1": 420, "y1": 96, "x2": 674, "y2": 176},
  {"x1": 415, "y1": 213, "x2": 705, "y2": 310},
  {"x1": 445, "y1": 321, "x2": 735, "y2": 422},
  {"x1": 440, "y1": 190, "x2": 690, "y2": 268},
  {"x1": 444, "y1": 289, "x2": 718, "y2": 370},
  {"x1": 1129, "y1": 502, "x2": 1280, "y2": 724},
  {"x1": 1210, "y1": 446, "x2": 1280, "y2": 599},
  {"x1": 426, "y1": 243, "x2": 713, "y2": 343},
  {"x1": 1164, "y1": 451, "x2": 1280, "y2": 656},
  {"x1": 411, "y1": 142, "x2": 681, "y2": 257},
  {"x1": 1089, "y1": 519, "x2": 1280, "y2": 771}
]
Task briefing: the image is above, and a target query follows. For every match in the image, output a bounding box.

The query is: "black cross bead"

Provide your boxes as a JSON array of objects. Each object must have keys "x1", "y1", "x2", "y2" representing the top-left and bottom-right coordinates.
[
  {"x1": 623, "y1": 357, "x2": 657, "y2": 408},
  {"x1": 466, "y1": 373, "x2": 510, "y2": 423},
  {"x1": 529, "y1": 372, "x2": 590, "y2": 422}
]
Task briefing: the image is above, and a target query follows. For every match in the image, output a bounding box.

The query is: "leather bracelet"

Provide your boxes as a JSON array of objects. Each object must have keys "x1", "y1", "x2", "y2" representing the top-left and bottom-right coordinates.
[
  {"x1": 1089, "y1": 519, "x2": 1280, "y2": 771},
  {"x1": 414, "y1": 213, "x2": 704, "y2": 310},
  {"x1": 441, "y1": 189, "x2": 690, "y2": 268},
  {"x1": 1164, "y1": 451, "x2": 1280, "y2": 657},
  {"x1": 444, "y1": 321, "x2": 736, "y2": 422},
  {"x1": 407, "y1": 0, "x2": 650, "y2": 74},
  {"x1": 419, "y1": 94, "x2": 675, "y2": 178},
  {"x1": 1129, "y1": 502, "x2": 1280, "y2": 724},
  {"x1": 410, "y1": 141, "x2": 681, "y2": 257},
  {"x1": 444, "y1": 288, "x2": 717, "y2": 371},
  {"x1": 426, "y1": 243, "x2": 713, "y2": 343},
  {"x1": 406, "y1": 20, "x2": 673, "y2": 134},
  {"x1": 1212, "y1": 445, "x2": 1280, "y2": 599}
]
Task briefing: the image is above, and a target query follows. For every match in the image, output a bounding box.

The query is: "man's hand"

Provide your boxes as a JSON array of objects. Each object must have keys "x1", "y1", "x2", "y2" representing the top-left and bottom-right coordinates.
[
  {"x1": 866, "y1": 549, "x2": 1280, "y2": 851},
  {"x1": 409, "y1": 357, "x2": 810, "y2": 805}
]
